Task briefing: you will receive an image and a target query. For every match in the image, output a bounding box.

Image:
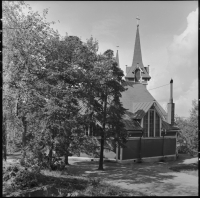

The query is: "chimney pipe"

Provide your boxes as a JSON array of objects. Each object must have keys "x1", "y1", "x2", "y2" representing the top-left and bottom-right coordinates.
[
  {"x1": 167, "y1": 79, "x2": 175, "y2": 125},
  {"x1": 170, "y1": 79, "x2": 173, "y2": 103}
]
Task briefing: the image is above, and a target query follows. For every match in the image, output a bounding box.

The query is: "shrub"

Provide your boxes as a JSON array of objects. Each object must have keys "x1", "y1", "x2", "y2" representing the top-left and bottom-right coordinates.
[
  {"x1": 3, "y1": 165, "x2": 20, "y2": 181},
  {"x1": 13, "y1": 168, "x2": 41, "y2": 189},
  {"x1": 176, "y1": 100, "x2": 198, "y2": 157},
  {"x1": 53, "y1": 160, "x2": 66, "y2": 171},
  {"x1": 21, "y1": 151, "x2": 49, "y2": 170}
]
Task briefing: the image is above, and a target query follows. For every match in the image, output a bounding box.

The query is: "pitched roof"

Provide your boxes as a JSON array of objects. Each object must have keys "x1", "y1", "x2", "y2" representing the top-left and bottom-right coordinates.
[
  {"x1": 122, "y1": 111, "x2": 143, "y2": 131},
  {"x1": 121, "y1": 82, "x2": 167, "y2": 119},
  {"x1": 125, "y1": 25, "x2": 151, "y2": 79},
  {"x1": 162, "y1": 120, "x2": 180, "y2": 132},
  {"x1": 78, "y1": 99, "x2": 143, "y2": 131},
  {"x1": 132, "y1": 101, "x2": 154, "y2": 119}
]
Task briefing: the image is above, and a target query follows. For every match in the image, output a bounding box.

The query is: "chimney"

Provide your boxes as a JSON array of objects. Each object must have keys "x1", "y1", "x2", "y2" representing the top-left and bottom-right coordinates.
[{"x1": 167, "y1": 79, "x2": 175, "y2": 125}]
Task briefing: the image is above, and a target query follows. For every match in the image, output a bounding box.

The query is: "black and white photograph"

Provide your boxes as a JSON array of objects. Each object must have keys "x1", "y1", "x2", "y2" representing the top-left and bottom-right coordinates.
[{"x1": 3, "y1": 1, "x2": 198, "y2": 197}]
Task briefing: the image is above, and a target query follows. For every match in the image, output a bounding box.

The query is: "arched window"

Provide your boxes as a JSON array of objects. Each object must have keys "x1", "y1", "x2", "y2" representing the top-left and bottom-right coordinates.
[
  {"x1": 142, "y1": 108, "x2": 161, "y2": 138},
  {"x1": 135, "y1": 68, "x2": 141, "y2": 82},
  {"x1": 149, "y1": 110, "x2": 154, "y2": 137}
]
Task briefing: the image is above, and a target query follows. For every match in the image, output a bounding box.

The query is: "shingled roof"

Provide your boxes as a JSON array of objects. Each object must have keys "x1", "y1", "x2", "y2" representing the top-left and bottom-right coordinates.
[{"x1": 121, "y1": 82, "x2": 167, "y2": 119}]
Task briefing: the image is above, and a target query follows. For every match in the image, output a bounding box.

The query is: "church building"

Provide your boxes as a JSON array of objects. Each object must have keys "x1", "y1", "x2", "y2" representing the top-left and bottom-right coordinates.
[{"x1": 115, "y1": 20, "x2": 180, "y2": 163}]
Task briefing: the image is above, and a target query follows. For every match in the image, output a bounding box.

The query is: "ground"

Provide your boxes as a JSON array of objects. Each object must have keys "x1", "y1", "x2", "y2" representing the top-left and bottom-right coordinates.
[
  {"x1": 67, "y1": 154, "x2": 198, "y2": 196},
  {"x1": 4, "y1": 152, "x2": 198, "y2": 196}
]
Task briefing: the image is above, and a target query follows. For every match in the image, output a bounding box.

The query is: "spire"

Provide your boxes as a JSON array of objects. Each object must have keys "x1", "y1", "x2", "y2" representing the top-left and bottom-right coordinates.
[
  {"x1": 132, "y1": 24, "x2": 143, "y2": 67},
  {"x1": 125, "y1": 17, "x2": 151, "y2": 84},
  {"x1": 116, "y1": 49, "x2": 120, "y2": 67}
]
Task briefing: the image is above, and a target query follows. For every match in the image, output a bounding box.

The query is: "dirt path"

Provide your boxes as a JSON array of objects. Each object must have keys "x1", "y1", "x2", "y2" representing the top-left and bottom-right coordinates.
[{"x1": 67, "y1": 155, "x2": 198, "y2": 196}]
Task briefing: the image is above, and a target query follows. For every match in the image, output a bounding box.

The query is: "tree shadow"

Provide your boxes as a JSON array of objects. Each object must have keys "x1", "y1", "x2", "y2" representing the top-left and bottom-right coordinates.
[
  {"x1": 67, "y1": 153, "x2": 198, "y2": 187},
  {"x1": 67, "y1": 160, "x2": 176, "y2": 185}
]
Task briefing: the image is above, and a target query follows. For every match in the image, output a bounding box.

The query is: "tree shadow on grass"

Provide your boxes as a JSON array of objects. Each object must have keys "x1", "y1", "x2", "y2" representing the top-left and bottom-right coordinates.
[{"x1": 67, "y1": 160, "x2": 177, "y2": 185}]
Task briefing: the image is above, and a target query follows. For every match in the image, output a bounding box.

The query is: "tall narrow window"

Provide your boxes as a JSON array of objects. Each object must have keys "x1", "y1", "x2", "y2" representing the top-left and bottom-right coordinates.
[
  {"x1": 155, "y1": 112, "x2": 160, "y2": 137},
  {"x1": 135, "y1": 68, "x2": 141, "y2": 82},
  {"x1": 149, "y1": 110, "x2": 154, "y2": 137},
  {"x1": 143, "y1": 113, "x2": 148, "y2": 137}
]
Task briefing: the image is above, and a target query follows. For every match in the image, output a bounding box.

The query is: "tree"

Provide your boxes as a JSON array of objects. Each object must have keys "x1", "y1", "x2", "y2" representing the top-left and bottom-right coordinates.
[
  {"x1": 82, "y1": 49, "x2": 127, "y2": 170},
  {"x1": 35, "y1": 35, "x2": 100, "y2": 167},
  {"x1": 3, "y1": 1, "x2": 128, "y2": 169},
  {"x1": 176, "y1": 99, "x2": 198, "y2": 156},
  {"x1": 3, "y1": 1, "x2": 59, "y2": 160}
]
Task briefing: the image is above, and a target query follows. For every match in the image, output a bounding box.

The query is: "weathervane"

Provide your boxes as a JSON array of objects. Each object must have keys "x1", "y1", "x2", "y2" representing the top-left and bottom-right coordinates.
[{"x1": 136, "y1": 16, "x2": 140, "y2": 26}]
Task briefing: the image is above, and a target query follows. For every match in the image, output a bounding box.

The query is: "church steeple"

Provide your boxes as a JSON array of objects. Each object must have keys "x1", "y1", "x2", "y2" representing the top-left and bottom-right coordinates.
[
  {"x1": 132, "y1": 25, "x2": 143, "y2": 67},
  {"x1": 125, "y1": 17, "x2": 151, "y2": 86}
]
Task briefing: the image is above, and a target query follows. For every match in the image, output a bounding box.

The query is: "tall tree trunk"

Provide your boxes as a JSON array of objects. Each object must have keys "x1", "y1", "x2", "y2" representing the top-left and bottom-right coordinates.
[
  {"x1": 98, "y1": 89, "x2": 107, "y2": 170},
  {"x1": 98, "y1": 130, "x2": 104, "y2": 170},
  {"x1": 64, "y1": 143, "x2": 70, "y2": 165},
  {"x1": 64, "y1": 151, "x2": 69, "y2": 165},
  {"x1": 21, "y1": 116, "x2": 27, "y2": 160}
]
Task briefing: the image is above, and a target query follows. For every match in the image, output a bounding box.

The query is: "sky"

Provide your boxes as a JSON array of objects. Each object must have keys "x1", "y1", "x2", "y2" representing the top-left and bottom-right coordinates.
[{"x1": 27, "y1": 1, "x2": 198, "y2": 118}]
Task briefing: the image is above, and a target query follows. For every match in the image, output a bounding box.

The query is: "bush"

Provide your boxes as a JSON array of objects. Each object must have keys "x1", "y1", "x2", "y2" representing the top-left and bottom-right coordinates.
[
  {"x1": 3, "y1": 164, "x2": 42, "y2": 189},
  {"x1": 53, "y1": 159, "x2": 66, "y2": 171},
  {"x1": 3, "y1": 165, "x2": 20, "y2": 182},
  {"x1": 21, "y1": 151, "x2": 49, "y2": 170},
  {"x1": 13, "y1": 168, "x2": 41, "y2": 189}
]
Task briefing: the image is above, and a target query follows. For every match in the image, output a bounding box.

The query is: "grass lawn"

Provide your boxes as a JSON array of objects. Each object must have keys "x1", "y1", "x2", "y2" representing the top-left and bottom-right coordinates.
[
  {"x1": 3, "y1": 157, "x2": 145, "y2": 197},
  {"x1": 3, "y1": 152, "x2": 198, "y2": 197}
]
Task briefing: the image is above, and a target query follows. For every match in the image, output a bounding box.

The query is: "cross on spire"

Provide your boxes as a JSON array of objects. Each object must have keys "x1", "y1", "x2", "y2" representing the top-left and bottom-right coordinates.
[{"x1": 136, "y1": 16, "x2": 140, "y2": 26}]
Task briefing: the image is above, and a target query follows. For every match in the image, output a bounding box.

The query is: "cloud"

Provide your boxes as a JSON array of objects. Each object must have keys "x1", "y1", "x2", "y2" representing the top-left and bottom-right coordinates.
[
  {"x1": 174, "y1": 78, "x2": 198, "y2": 117},
  {"x1": 149, "y1": 8, "x2": 198, "y2": 117},
  {"x1": 167, "y1": 8, "x2": 198, "y2": 91}
]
